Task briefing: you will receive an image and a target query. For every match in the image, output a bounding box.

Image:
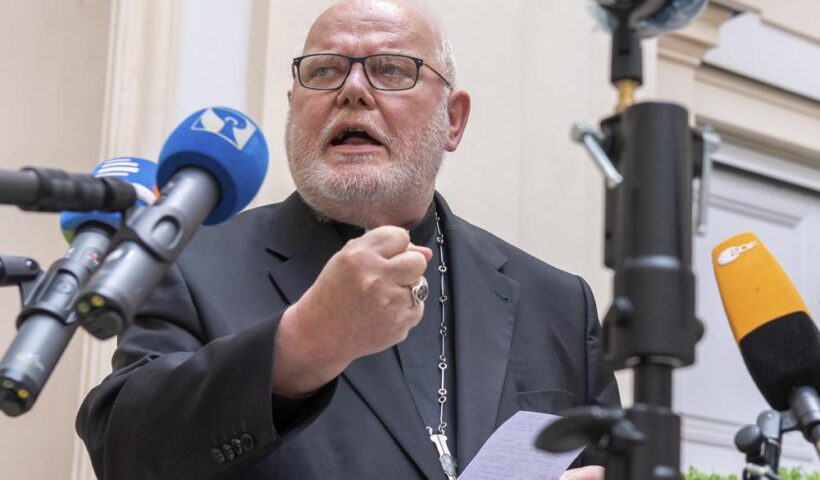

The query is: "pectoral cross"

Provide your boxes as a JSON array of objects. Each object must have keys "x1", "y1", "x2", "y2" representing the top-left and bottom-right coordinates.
[{"x1": 428, "y1": 432, "x2": 458, "y2": 479}]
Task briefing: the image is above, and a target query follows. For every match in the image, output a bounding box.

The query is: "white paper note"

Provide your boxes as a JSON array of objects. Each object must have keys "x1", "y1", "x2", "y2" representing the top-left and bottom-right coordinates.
[{"x1": 458, "y1": 411, "x2": 584, "y2": 480}]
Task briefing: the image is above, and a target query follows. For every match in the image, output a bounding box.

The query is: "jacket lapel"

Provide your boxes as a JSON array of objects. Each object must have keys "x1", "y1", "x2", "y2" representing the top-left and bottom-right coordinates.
[
  {"x1": 265, "y1": 193, "x2": 442, "y2": 479},
  {"x1": 265, "y1": 193, "x2": 333, "y2": 304},
  {"x1": 343, "y1": 351, "x2": 444, "y2": 479},
  {"x1": 437, "y1": 195, "x2": 521, "y2": 469}
]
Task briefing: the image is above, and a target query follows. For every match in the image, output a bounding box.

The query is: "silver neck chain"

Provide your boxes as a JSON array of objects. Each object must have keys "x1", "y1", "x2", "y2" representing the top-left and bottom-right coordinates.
[
  {"x1": 425, "y1": 213, "x2": 457, "y2": 479},
  {"x1": 426, "y1": 213, "x2": 450, "y2": 437}
]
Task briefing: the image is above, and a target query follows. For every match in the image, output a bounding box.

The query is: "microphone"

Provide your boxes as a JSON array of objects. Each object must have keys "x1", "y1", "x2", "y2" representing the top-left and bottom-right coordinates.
[
  {"x1": 712, "y1": 233, "x2": 820, "y2": 453},
  {"x1": 75, "y1": 107, "x2": 269, "y2": 339},
  {"x1": 59, "y1": 158, "x2": 160, "y2": 242},
  {"x1": 0, "y1": 158, "x2": 157, "y2": 416},
  {"x1": 0, "y1": 166, "x2": 138, "y2": 213},
  {"x1": 588, "y1": 0, "x2": 709, "y2": 39}
]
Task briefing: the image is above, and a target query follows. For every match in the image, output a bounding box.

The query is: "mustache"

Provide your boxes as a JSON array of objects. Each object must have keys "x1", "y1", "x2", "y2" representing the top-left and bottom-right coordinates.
[{"x1": 320, "y1": 114, "x2": 392, "y2": 146}]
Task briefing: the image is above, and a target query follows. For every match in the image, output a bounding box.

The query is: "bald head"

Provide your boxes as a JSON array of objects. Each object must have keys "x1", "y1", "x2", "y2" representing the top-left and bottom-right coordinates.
[{"x1": 303, "y1": 0, "x2": 456, "y2": 85}]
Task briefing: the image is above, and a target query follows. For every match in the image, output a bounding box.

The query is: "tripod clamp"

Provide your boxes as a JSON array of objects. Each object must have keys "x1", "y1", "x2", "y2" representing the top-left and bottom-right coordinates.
[
  {"x1": 735, "y1": 410, "x2": 787, "y2": 480},
  {"x1": 572, "y1": 122, "x2": 623, "y2": 188},
  {"x1": 572, "y1": 121, "x2": 719, "y2": 237},
  {"x1": 0, "y1": 255, "x2": 42, "y2": 303},
  {"x1": 735, "y1": 391, "x2": 820, "y2": 480},
  {"x1": 695, "y1": 126, "x2": 719, "y2": 235}
]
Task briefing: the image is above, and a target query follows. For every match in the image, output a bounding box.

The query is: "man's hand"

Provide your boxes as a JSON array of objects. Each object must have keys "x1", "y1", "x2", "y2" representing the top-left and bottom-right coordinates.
[
  {"x1": 560, "y1": 466, "x2": 605, "y2": 480},
  {"x1": 272, "y1": 226, "x2": 432, "y2": 397}
]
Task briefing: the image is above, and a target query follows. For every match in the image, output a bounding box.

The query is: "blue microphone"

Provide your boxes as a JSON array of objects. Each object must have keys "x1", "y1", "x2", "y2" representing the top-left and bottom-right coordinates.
[
  {"x1": 0, "y1": 158, "x2": 157, "y2": 416},
  {"x1": 75, "y1": 107, "x2": 269, "y2": 339},
  {"x1": 159, "y1": 107, "x2": 268, "y2": 225},
  {"x1": 60, "y1": 157, "x2": 159, "y2": 242}
]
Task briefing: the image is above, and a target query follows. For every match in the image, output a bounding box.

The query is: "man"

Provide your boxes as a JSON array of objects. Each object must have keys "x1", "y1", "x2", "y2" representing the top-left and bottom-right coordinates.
[{"x1": 77, "y1": 1, "x2": 618, "y2": 479}]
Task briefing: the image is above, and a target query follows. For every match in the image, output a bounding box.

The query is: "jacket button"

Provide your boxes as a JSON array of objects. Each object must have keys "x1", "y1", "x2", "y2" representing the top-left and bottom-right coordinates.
[
  {"x1": 222, "y1": 443, "x2": 236, "y2": 462},
  {"x1": 211, "y1": 448, "x2": 225, "y2": 464},
  {"x1": 240, "y1": 433, "x2": 255, "y2": 451},
  {"x1": 231, "y1": 438, "x2": 244, "y2": 456}
]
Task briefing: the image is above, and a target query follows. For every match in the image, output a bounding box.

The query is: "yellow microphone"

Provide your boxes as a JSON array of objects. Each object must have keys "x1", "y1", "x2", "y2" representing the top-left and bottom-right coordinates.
[
  {"x1": 713, "y1": 233, "x2": 811, "y2": 346},
  {"x1": 712, "y1": 233, "x2": 819, "y2": 453}
]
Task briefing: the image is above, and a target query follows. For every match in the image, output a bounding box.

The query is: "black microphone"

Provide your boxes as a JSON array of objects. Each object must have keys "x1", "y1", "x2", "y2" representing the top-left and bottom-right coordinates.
[
  {"x1": 0, "y1": 167, "x2": 137, "y2": 213},
  {"x1": 75, "y1": 107, "x2": 269, "y2": 339},
  {"x1": 712, "y1": 233, "x2": 820, "y2": 457},
  {"x1": 0, "y1": 158, "x2": 158, "y2": 416}
]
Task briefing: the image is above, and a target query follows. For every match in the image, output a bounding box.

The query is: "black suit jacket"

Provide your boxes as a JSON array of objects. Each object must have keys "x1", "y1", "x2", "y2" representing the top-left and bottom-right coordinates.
[{"x1": 77, "y1": 192, "x2": 619, "y2": 479}]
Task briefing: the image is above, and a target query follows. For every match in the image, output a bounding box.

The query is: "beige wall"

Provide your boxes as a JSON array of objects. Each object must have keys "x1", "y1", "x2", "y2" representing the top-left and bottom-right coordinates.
[
  {"x1": 719, "y1": 0, "x2": 820, "y2": 42},
  {"x1": 0, "y1": 1, "x2": 111, "y2": 479}
]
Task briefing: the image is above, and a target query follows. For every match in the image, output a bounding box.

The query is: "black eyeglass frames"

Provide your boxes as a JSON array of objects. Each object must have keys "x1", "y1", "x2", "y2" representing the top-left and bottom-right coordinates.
[{"x1": 292, "y1": 53, "x2": 452, "y2": 91}]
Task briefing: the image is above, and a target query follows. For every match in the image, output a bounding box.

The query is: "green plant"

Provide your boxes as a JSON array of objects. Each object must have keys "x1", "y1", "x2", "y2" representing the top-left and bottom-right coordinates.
[
  {"x1": 779, "y1": 467, "x2": 820, "y2": 480},
  {"x1": 684, "y1": 466, "x2": 820, "y2": 480},
  {"x1": 684, "y1": 466, "x2": 739, "y2": 480}
]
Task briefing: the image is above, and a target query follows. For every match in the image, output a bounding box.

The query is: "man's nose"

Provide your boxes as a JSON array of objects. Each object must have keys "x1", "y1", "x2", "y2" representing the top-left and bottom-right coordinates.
[{"x1": 336, "y1": 64, "x2": 376, "y2": 108}]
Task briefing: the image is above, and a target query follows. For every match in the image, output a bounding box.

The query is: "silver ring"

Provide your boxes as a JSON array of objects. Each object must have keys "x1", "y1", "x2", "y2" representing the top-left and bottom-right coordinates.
[{"x1": 410, "y1": 277, "x2": 429, "y2": 305}]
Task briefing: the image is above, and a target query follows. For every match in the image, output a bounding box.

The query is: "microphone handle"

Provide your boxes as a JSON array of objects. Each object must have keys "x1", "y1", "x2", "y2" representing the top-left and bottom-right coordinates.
[
  {"x1": 0, "y1": 316, "x2": 79, "y2": 416},
  {"x1": 0, "y1": 168, "x2": 136, "y2": 212},
  {"x1": 790, "y1": 386, "x2": 820, "y2": 459},
  {"x1": 77, "y1": 167, "x2": 220, "y2": 339},
  {"x1": 0, "y1": 224, "x2": 113, "y2": 416},
  {"x1": 0, "y1": 170, "x2": 40, "y2": 206}
]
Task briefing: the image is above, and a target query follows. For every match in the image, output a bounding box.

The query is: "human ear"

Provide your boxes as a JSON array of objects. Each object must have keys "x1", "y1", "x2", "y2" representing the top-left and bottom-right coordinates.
[{"x1": 445, "y1": 90, "x2": 471, "y2": 152}]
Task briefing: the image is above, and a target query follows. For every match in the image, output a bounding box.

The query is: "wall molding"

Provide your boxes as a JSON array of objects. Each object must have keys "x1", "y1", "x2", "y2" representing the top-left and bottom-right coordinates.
[
  {"x1": 654, "y1": 2, "x2": 735, "y2": 123},
  {"x1": 657, "y1": 2, "x2": 820, "y2": 179},
  {"x1": 657, "y1": 2, "x2": 820, "y2": 166},
  {"x1": 713, "y1": 142, "x2": 820, "y2": 195},
  {"x1": 712, "y1": 0, "x2": 820, "y2": 44},
  {"x1": 659, "y1": 3, "x2": 735, "y2": 67},
  {"x1": 697, "y1": 66, "x2": 820, "y2": 123},
  {"x1": 682, "y1": 412, "x2": 819, "y2": 463},
  {"x1": 709, "y1": 190, "x2": 803, "y2": 227},
  {"x1": 694, "y1": 66, "x2": 820, "y2": 164}
]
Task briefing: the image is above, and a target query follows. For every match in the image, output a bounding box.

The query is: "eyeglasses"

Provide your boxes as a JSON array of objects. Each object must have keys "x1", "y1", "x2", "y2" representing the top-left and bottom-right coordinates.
[{"x1": 292, "y1": 53, "x2": 452, "y2": 91}]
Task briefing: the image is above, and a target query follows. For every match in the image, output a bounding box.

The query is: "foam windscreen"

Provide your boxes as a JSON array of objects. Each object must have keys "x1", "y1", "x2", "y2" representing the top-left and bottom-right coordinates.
[
  {"x1": 158, "y1": 107, "x2": 268, "y2": 225},
  {"x1": 712, "y1": 232, "x2": 820, "y2": 410},
  {"x1": 59, "y1": 157, "x2": 157, "y2": 242}
]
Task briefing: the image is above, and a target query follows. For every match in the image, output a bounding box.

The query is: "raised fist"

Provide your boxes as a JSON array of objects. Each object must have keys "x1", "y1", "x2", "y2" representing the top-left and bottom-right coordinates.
[{"x1": 272, "y1": 226, "x2": 432, "y2": 397}]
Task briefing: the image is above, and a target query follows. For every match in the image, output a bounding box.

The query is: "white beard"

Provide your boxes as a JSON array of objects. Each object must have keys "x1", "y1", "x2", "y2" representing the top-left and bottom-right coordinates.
[{"x1": 286, "y1": 100, "x2": 450, "y2": 229}]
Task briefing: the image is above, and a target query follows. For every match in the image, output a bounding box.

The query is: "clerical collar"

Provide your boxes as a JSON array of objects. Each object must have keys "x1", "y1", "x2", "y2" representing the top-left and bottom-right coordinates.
[{"x1": 331, "y1": 201, "x2": 438, "y2": 245}]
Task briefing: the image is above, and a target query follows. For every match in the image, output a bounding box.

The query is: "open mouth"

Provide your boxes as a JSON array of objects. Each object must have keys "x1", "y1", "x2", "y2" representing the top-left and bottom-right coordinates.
[{"x1": 329, "y1": 128, "x2": 384, "y2": 147}]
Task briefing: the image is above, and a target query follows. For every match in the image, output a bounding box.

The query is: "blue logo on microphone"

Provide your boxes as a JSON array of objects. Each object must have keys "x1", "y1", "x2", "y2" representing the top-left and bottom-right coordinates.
[
  {"x1": 191, "y1": 108, "x2": 257, "y2": 150},
  {"x1": 94, "y1": 158, "x2": 141, "y2": 177},
  {"x1": 91, "y1": 157, "x2": 157, "y2": 207}
]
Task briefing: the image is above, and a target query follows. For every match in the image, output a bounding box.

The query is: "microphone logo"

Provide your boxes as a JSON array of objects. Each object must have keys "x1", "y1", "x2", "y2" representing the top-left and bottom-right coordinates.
[
  {"x1": 92, "y1": 158, "x2": 158, "y2": 207},
  {"x1": 191, "y1": 107, "x2": 257, "y2": 150},
  {"x1": 717, "y1": 240, "x2": 758, "y2": 266},
  {"x1": 95, "y1": 158, "x2": 141, "y2": 176}
]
